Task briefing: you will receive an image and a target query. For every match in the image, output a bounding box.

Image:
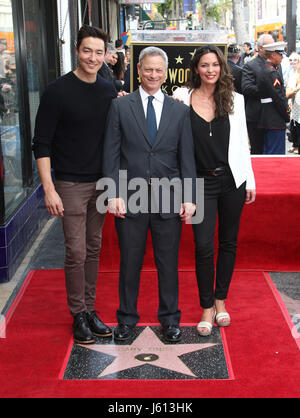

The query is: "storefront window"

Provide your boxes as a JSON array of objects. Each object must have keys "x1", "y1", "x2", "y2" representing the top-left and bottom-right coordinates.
[
  {"x1": 23, "y1": 0, "x2": 45, "y2": 178},
  {"x1": 23, "y1": 0, "x2": 43, "y2": 145},
  {"x1": 57, "y1": 0, "x2": 79, "y2": 74},
  {"x1": 0, "y1": 0, "x2": 25, "y2": 219}
]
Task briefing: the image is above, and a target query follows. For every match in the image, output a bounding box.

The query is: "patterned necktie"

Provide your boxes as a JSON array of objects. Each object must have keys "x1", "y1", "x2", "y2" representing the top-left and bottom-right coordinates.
[{"x1": 146, "y1": 96, "x2": 157, "y2": 145}]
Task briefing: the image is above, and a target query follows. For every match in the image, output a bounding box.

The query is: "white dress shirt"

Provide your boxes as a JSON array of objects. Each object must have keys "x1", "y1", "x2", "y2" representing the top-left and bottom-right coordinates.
[{"x1": 139, "y1": 86, "x2": 164, "y2": 129}]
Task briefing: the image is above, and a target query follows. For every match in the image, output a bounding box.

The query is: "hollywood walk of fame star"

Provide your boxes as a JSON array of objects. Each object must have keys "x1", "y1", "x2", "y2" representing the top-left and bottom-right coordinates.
[
  {"x1": 80, "y1": 326, "x2": 217, "y2": 378},
  {"x1": 175, "y1": 55, "x2": 184, "y2": 64},
  {"x1": 279, "y1": 292, "x2": 300, "y2": 340},
  {"x1": 280, "y1": 292, "x2": 300, "y2": 318}
]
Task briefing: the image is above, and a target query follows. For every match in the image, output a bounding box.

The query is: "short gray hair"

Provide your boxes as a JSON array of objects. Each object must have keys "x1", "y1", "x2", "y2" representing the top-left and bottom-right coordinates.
[
  {"x1": 107, "y1": 43, "x2": 117, "y2": 54},
  {"x1": 257, "y1": 34, "x2": 274, "y2": 48},
  {"x1": 138, "y1": 46, "x2": 168, "y2": 67}
]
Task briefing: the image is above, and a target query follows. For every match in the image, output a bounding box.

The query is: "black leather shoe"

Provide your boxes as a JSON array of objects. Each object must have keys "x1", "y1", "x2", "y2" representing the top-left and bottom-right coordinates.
[
  {"x1": 73, "y1": 312, "x2": 95, "y2": 344},
  {"x1": 86, "y1": 311, "x2": 112, "y2": 337},
  {"x1": 114, "y1": 324, "x2": 135, "y2": 341},
  {"x1": 162, "y1": 325, "x2": 182, "y2": 342}
]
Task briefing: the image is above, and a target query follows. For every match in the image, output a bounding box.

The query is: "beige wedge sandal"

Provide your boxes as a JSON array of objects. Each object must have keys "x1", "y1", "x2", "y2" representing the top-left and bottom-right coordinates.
[
  {"x1": 215, "y1": 311, "x2": 231, "y2": 327},
  {"x1": 197, "y1": 309, "x2": 216, "y2": 337}
]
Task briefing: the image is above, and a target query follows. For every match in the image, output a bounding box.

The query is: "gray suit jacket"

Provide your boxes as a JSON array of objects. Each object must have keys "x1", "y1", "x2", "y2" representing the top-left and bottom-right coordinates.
[
  {"x1": 98, "y1": 62, "x2": 123, "y2": 91},
  {"x1": 103, "y1": 89, "x2": 196, "y2": 218}
]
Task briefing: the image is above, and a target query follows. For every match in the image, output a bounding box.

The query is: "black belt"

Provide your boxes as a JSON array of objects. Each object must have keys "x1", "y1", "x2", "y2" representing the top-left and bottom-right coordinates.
[{"x1": 197, "y1": 166, "x2": 231, "y2": 177}]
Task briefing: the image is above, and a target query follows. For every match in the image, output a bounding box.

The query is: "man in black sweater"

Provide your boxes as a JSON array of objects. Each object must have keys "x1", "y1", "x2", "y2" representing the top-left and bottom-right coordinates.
[{"x1": 32, "y1": 25, "x2": 117, "y2": 344}]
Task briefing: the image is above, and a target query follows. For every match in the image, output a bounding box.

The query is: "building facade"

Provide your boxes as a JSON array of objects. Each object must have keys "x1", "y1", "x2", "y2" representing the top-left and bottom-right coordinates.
[
  {"x1": 243, "y1": 0, "x2": 300, "y2": 41},
  {"x1": 0, "y1": 0, "x2": 121, "y2": 282}
]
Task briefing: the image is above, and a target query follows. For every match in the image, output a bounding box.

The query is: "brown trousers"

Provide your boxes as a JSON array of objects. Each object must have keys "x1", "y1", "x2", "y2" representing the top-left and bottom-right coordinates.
[{"x1": 55, "y1": 181, "x2": 105, "y2": 316}]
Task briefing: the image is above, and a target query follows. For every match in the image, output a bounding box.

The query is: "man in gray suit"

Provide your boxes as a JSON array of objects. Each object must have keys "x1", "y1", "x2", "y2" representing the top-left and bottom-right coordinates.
[
  {"x1": 98, "y1": 43, "x2": 124, "y2": 91},
  {"x1": 102, "y1": 47, "x2": 196, "y2": 342}
]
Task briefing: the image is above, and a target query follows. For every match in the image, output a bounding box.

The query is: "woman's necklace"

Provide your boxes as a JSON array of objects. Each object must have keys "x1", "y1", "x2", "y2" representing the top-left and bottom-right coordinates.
[
  {"x1": 209, "y1": 121, "x2": 212, "y2": 137},
  {"x1": 192, "y1": 89, "x2": 215, "y2": 137},
  {"x1": 193, "y1": 89, "x2": 215, "y2": 137}
]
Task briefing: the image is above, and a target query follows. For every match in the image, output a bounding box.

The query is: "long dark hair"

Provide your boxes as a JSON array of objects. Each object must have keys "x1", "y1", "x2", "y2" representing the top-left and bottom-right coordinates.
[
  {"x1": 112, "y1": 51, "x2": 126, "y2": 80},
  {"x1": 186, "y1": 44, "x2": 234, "y2": 119}
]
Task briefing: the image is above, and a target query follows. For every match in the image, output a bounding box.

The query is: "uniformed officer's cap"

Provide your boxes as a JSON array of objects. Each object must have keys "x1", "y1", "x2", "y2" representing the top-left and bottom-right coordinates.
[{"x1": 263, "y1": 41, "x2": 286, "y2": 52}]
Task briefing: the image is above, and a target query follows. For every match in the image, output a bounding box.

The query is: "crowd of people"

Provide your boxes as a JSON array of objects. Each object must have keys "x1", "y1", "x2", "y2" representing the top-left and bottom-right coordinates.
[
  {"x1": 100, "y1": 34, "x2": 299, "y2": 156},
  {"x1": 97, "y1": 34, "x2": 300, "y2": 156},
  {"x1": 227, "y1": 37, "x2": 299, "y2": 155}
]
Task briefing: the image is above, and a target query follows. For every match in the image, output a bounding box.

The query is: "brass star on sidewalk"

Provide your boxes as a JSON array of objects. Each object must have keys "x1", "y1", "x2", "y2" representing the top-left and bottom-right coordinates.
[{"x1": 80, "y1": 326, "x2": 217, "y2": 378}]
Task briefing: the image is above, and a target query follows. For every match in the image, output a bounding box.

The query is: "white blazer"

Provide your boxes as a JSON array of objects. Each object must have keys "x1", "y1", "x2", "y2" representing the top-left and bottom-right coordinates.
[{"x1": 173, "y1": 87, "x2": 256, "y2": 190}]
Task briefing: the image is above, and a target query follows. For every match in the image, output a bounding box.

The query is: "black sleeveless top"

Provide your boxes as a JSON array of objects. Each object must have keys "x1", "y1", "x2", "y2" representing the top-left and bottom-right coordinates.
[{"x1": 190, "y1": 105, "x2": 230, "y2": 172}]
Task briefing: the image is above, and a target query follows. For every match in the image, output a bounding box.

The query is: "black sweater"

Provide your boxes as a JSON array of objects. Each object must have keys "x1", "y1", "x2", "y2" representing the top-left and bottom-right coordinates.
[{"x1": 32, "y1": 71, "x2": 117, "y2": 182}]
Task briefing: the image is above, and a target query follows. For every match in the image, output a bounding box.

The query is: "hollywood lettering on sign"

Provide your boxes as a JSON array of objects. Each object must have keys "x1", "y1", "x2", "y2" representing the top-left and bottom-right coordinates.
[{"x1": 129, "y1": 42, "x2": 227, "y2": 95}]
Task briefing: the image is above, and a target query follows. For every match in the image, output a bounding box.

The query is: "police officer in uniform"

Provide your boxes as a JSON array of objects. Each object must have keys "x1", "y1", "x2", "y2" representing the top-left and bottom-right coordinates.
[{"x1": 258, "y1": 42, "x2": 290, "y2": 154}]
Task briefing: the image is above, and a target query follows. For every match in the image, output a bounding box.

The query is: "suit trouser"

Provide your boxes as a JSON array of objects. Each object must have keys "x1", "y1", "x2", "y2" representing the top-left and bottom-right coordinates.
[
  {"x1": 247, "y1": 121, "x2": 265, "y2": 155},
  {"x1": 115, "y1": 213, "x2": 182, "y2": 326},
  {"x1": 263, "y1": 128, "x2": 286, "y2": 154},
  {"x1": 55, "y1": 180, "x2": 105, "y2": 316},
  {"x1": 192, "y1": 174, "x2": 246, "y2": 309}
]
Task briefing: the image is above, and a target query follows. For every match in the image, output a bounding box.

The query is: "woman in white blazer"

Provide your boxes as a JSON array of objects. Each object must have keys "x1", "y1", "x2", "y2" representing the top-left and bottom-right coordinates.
[{"x1": 173, "y1": 45, "x2": 256, "y2": 336}]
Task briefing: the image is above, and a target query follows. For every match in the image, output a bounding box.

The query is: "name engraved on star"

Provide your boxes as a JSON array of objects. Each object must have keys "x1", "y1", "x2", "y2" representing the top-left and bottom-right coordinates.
[
  {"x1": 113, "y1": 347, "x2": 147, "y2": 352},
  {"x1": 147, "y1": 346, "x2": 176, "y2": 351}
]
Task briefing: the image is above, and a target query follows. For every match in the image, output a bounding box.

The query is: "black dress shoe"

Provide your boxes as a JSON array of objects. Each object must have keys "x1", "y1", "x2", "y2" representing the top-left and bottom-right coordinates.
[
  {"x1": 86, "y1": 311, "x2": 112, "y2": 337},
  {"x1": 114, "y1": 324, "x2": 135, "y2": 341},
  {"x1": 73, "y1": 312, "x2": 95, "y2": 344},
  {"x1": 162, "y1": 325, "x2": 182, "y2": 342}
]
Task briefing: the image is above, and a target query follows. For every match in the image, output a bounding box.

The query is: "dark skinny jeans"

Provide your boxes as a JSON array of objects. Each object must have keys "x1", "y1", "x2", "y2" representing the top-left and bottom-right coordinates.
[{"x1": 192, "y1": 172, "x2": 246, "y2": 308}]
